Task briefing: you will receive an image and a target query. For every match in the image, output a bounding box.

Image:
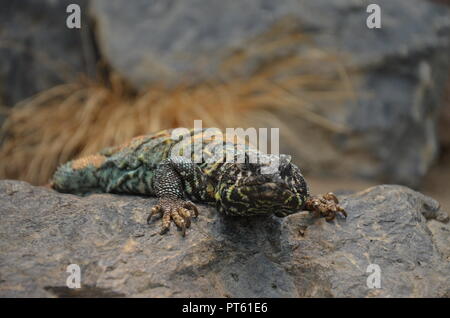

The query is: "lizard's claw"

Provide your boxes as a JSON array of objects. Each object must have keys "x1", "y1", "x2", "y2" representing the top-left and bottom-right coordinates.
[
  {"x1": 305, "y1": 192, "x2": 347, "y2": 221},
  {"x1": 147, "y1": 197, "x2": 199, "y2": 236}
]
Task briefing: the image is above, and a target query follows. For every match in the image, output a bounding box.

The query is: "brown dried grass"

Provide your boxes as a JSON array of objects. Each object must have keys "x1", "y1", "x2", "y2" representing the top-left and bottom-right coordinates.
[{"x1": 0, "y1": 26, "x2": 356, "y2": 185}]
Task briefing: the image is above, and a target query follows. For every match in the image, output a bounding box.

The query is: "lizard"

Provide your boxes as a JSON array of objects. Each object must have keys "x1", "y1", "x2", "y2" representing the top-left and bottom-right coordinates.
[{"x1": 51, "y1": 128, "x2": 347, "y2": 236}]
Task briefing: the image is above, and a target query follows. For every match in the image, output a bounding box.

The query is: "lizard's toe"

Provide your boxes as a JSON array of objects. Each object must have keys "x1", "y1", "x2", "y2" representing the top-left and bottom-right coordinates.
[
  {"x1": 337, "y1": 205, "x2": 347, "y2": 218},
  {"x1": 147, "y1": 205, "x2": 163, "y2": 224},
  {"x1": 178, "y1": 208, "x2": 192, "y2": 228},
  {"x1": 183, "y1": 201, "x2": 199, "y2": 218},
  {"x1": 323, "y1": 192, "x2": 339, "y2": 204},
  {"x1": 170, "y1": 209, "x2": 188, "y2": 236},
  {"x1": 160, "y1": 208, "x2": 172, "y2": 235}
]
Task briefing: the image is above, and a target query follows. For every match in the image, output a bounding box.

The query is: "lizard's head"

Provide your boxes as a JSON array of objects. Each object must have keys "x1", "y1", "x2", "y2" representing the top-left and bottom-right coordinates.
[{"x1": 216, "y1": 154, "x2": 308, "y2": 217}]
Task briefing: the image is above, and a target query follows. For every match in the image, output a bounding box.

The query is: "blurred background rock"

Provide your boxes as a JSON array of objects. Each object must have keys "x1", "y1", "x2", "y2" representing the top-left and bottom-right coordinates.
[{"x1": 0, "y1": 0, "x2": 449, "y2": 211}]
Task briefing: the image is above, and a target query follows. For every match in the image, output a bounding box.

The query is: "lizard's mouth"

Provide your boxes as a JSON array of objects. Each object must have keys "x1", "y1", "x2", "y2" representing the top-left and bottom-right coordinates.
[
  {"x1": 220, "y1": 176, "x2": 304, "y2": 216},
  {"x1": 256, "y1": 184, "x2": 291, "y2": 201},
  {"x1": 274, "y1": 210, "x2": 291, "y2": 217}
]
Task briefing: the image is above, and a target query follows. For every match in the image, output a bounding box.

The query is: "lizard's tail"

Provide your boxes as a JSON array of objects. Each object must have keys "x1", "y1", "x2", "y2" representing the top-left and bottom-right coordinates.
[{"x1": 51, "y1": 155, "x2": 105, "y2": 194}]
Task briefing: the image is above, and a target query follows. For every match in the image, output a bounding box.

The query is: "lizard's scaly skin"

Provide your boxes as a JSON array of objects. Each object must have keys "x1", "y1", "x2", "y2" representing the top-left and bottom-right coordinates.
[{"x1": 52, "y1": 128, "x2": 346, "y2": 235}]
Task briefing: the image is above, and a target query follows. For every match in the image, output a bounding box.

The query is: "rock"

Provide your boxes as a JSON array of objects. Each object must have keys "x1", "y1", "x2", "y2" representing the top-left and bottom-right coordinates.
[
  {"x1": 90, "y1": 0, "x2": 450, "y2": 86},
  {"x1": 89, "y1": 0, "x2": 450, "y2": 187},
  {"x1": 0, "y1": 0, "x2": 95, "y2": 106},
  {"x1": 0, "y1": 180, "x2": 448, "y2": 297}
]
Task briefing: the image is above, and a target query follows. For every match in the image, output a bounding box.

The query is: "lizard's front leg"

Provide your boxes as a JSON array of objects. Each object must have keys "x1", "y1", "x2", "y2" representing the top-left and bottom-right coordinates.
[
  {"x1": 304, "y1": 192, "x2": 347, "y2": 221},
  {"x1": 147, "y1": 156, "x2": 203, "y2": 236}
]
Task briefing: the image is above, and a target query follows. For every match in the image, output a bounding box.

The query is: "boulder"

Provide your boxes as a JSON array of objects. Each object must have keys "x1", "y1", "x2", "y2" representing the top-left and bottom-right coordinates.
[
  {"x1": 0, "y1": 0, "x2": 94, "y2": 106},
  {"x1": 89, "y1": 0, "x2": 450, "y2": 187},
  {"x1": 90, "y1": 0, "x2": 450, "y2": 86},
  {"x1": 0, "y1": 180, "x2": 448, "y2": 297}
]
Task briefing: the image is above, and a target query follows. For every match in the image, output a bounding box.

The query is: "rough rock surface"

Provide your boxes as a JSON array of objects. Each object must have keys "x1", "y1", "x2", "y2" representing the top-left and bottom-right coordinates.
[
  {"x1": 90, "y1": 0, "x2": 450, "y2": 86},
  {"x1": 89, "y1": 0, "x2": 450, "y2": 187},
  {"x1": 0, "y1": 180, "x2": 449, "y2": 297},
  {"x1": 0, "y1": 0, "x2": 94, "y2": 106}
]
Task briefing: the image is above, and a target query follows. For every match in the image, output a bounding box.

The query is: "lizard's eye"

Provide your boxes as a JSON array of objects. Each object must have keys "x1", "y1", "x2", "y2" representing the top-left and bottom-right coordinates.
[
  {"x1": 279, "y1": 154, "x2": 292, "y2": 177},
  {"x1": 280, "y1": 161, "x2": 292, "y2": 177}
]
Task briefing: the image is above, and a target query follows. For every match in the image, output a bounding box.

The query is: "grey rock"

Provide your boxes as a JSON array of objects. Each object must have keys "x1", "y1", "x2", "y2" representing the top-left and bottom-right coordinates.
[
  {"x1": 89, "y1": 0, "x2": 450, "y2": 187},
  {"x1": 0, "y1": 0, "x2": 95, "y2": 106},
  {"x1": 90, "y1": 0, "x2": 450, "y2": 85},
  {"x1": 0, "y1": 180, "x2": 448, "y2": 297}
]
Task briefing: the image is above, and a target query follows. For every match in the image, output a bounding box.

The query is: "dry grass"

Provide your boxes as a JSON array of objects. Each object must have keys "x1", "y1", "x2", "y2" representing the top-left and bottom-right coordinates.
[{"x1": 0, "y1": 24, "x2": 356, "y2": 185}]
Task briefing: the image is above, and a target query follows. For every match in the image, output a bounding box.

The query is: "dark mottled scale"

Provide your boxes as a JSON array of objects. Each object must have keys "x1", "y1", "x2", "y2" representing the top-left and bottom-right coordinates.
[{"x1": 92, "y1": 131, "x2": 179, "y2": 194}]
